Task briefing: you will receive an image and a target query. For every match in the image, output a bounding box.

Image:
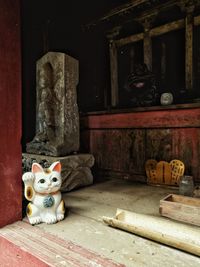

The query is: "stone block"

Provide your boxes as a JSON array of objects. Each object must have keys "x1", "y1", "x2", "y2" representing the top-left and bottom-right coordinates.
[{"x1": 26, "y1": 52, "x2": 79, "y2": 156}]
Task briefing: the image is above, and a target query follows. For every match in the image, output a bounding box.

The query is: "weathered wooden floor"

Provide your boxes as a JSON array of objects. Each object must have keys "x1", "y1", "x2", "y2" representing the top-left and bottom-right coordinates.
[
  {"x1": 38, "y1": 179, "x2": 200, "y2": 267},
  {"x1": 1, "y1": 179, "x2": 200, "y2": 266},
  {"x1": 0, "y1": 220, "x2": 123, "y2": 266}
]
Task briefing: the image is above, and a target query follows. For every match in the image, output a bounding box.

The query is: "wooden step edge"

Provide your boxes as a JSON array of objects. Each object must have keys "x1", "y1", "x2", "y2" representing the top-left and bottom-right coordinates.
[
  {"x1": 0, "y1": 235, "x2": 50, "y2": 267},
  {"x1": 0, "y1": 221, "x2": 125, "y2": 267}
]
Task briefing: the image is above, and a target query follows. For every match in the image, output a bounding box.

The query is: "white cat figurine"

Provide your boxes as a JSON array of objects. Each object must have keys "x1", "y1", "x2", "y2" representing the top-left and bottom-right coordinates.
[{"x1": 22, "y1": 161, "x2": 65, "y2": 225}]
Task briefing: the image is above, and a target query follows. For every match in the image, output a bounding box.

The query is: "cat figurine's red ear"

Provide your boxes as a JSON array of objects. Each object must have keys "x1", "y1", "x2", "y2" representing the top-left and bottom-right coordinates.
[
  {"x1": 50, "y1": 161, "x2": 61, "y2": 173},
  {"x1": 32, "y1": 163, "x2": 43, "y2": 173}
]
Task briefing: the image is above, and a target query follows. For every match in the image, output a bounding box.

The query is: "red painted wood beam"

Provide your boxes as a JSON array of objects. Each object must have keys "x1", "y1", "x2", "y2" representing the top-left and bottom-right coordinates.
[
  {"x1": 0, "y1": 0, "x2": 22, "y2": 226},
  {"x1": 0, "y1": 238, "x2": 48, "y2": 267},
  {"x1": 81, "y1": 108, "x2": 200, "y2": 129}
]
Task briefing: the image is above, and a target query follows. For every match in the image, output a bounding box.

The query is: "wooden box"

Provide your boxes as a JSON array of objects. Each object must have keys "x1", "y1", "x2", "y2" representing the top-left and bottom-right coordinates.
[{"x1": 160, "y1": 194, "x2": 200, "y2": 226}]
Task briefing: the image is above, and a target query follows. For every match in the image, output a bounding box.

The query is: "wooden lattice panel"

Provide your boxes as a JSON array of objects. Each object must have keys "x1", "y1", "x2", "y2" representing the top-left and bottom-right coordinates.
[
  {"x1": 145, "y1": 159, "x2": 185, "y2": 186},
  {"x1": 170, "y1": 159, "x2": 185, "y2": 185}
]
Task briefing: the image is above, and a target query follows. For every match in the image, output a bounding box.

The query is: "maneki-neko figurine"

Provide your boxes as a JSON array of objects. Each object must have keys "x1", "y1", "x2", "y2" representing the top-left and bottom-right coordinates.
[{"x1": 22, "y1": 161, "x2": 65, "y2": 225}]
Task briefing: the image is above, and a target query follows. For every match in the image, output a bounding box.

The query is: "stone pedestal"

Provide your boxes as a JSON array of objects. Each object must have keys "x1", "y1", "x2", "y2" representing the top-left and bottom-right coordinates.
[{"x1": 22, "y1": 153, "x2": 94, "y2": 192}]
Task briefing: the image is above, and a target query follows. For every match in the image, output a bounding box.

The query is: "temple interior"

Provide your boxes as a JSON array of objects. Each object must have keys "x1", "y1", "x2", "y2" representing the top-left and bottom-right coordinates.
[{"x1": 0, "y1": 0, "x2": 200, "y2": 266}]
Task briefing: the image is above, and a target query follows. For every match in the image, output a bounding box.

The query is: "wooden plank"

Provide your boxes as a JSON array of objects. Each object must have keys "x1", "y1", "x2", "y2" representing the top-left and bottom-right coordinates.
[
  {"x1": 160, "y1": 194, "x2": 200, "y2": 226},
  {"x1": 171, "y1": 128, "x2": 200, "y2": 183},
  {"x1": 81, "y1": 117, "x2": 200, "y2": 184},
  {"x1": 0, "y1": 221, "x2": 124, "y2": 267},
  {"x1": 115, "y1": 19, "x2": 185, "y2": 47},
  {"x1": 88, "y1": 129, "x2": 145, "y2": 174},
  {"x1": 146, "y1": 128, "x2": 200, "y2": 183},
  {"x1": 115, "y1": 15, "x2": 200, "y2": 47},
  {"x1": 150, "y1": 19, "x2": 185, "y2": 37},
  {"x1": 116, "y1": 20, "x2": 184, "y2": 47},
  {"x1": 81, "y1": 103, "x2": 200, "y2": 116},
  {"x1": 80, "y1": 108, "x2": 200, "y2": 129},
  {"x1": 128, "y1": 130, "x2": 146, "y2": 174},
  {"x1": 0, "y1": 237, "x2": 49, "y2": 267},
  {"x1": 103, "y1": 209, "x2": 200, "y2": 257},
  {"x1": 115, "y1": 33, "x2": 144, "y2": 47},
  {"x1": 146, "y1": 129, "x2": 172, "y2": 163},
  {"x1": 171, "y1": 194, "x2": 200, "y2": 207}
]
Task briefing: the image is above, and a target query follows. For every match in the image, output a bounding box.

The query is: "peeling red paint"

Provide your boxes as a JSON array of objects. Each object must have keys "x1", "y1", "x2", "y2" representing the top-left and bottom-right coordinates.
[
  {"x1": 81, "y1": 108, "x2": 200, "y2": 183},
  {"x1": 0, "y1": 0, "x2": 22, "y2": 227},
  {"x1": 81, "y1": 108, "x2": 200, "y2": 129}
]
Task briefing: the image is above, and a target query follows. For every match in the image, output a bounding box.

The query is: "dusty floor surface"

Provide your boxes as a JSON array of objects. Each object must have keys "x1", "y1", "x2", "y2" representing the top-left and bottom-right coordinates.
[{"x1": 37, "y1": 179, "x2": 200, "y2": 267}]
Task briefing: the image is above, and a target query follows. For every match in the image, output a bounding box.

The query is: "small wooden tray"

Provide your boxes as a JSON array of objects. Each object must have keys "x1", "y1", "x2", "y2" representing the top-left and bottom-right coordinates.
[{"x1": 160, "y1": 194, "x2": 200, "y2": 226}]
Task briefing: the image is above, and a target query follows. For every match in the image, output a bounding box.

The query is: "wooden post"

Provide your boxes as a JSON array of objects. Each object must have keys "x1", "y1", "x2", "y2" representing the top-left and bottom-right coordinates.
[
  {"x1": 109, "y1": 40, "x2": 119, "y2": 107},
  {"x1": 107, "y1": 27, "x2": 121, "y2": 107},
  {"x1": 142, "y1": 17, "x2": 153, "y2": 71},
  {"x1": 185, "y1": 4, "x2": 194, "y2": 90},
  {"x1": 0, "y1": 0, "x2": 22, "y2": 227}
]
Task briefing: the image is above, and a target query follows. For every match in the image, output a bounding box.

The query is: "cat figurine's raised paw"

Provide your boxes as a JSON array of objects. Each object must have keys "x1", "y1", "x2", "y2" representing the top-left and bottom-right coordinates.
[{"x1": 22, "y1": 161, "x2": 65, "y2": 225}]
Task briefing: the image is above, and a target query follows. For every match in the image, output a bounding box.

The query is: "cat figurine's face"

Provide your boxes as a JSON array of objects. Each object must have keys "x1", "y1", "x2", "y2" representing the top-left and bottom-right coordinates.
[{"x1": 32, "y1": 162, "x2": 62, "y2": 194}]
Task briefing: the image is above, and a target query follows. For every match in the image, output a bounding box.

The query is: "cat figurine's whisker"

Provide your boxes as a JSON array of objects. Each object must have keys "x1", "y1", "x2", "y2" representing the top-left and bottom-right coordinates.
[{"x1": 22, "y1": 161, "x2": 65, "y2": 225}]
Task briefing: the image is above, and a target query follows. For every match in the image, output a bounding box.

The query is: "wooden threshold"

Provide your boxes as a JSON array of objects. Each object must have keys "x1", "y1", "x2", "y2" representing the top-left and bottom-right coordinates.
[{"x1": 0, "y1": 221, "x2": 124, "y2": 267}]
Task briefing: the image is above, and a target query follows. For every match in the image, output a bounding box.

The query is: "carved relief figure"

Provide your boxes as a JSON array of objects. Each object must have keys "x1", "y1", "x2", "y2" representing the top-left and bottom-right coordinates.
[
  {"x1": 34, "y1": 63, "x2": 56, "y2": 143},
  {"x1": 26, "y1": 52, "x2": 79, "y2": 156},
  {"x1": 22, "y1": 161, "x2": 65, "y2": 225}
]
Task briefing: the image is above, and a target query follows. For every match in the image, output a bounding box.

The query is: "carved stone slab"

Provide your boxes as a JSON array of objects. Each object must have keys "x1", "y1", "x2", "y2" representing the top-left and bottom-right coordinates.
[
  {"x1": 26, "y1": 52, "x2": 79, "y2": 156},
  {"x1": 22, "y1": 153, "x2": 95, "y2": 192}
]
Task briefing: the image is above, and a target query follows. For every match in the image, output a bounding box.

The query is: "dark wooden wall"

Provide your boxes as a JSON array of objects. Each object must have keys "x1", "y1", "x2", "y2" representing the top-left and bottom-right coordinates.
[
  {"x1": 21, "y1": 0, "x2": 127, "y2": 149},
  {"x1": 81, "y1": 107, "x2": 200, "y2": 183},
  {"x1": 0, "y1": 0, "x2": 22, "y2": 226}
]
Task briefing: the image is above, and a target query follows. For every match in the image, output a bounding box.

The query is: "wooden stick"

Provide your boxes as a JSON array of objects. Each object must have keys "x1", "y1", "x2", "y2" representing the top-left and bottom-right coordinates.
[{"x1": 103, "y1": 209, "x2": 200, "y2": 256}]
